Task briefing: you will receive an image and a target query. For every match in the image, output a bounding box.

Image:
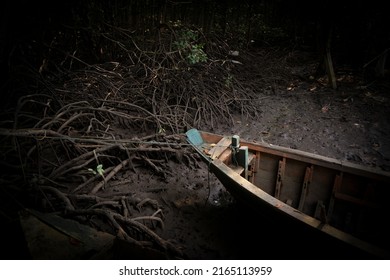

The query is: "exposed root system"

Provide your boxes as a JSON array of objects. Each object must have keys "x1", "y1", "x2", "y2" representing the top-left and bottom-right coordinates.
[{"x1": 0, "y1": 24, "x2": 300, "y2": 258}]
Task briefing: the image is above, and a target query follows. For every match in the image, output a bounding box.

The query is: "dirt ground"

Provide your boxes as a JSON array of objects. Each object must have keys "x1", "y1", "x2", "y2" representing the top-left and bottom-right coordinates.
[{"x1": 2, "y1": 50, "x2": 390, "y2": 260}]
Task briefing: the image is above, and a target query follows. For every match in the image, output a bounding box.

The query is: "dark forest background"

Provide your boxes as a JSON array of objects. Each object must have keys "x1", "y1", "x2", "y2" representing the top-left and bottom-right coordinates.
[
  {"x1": 0, "y1": 0, "x2": 389, "y2": 133},
  {"x1": 2, "y1": 0, "x2": 389, "y2": 93}
]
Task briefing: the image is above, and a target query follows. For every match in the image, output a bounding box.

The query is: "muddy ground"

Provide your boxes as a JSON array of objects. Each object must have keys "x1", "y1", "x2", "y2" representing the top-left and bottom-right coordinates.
[{"x1": 2, "y1": 50, "x2": 390, "y2": 260}]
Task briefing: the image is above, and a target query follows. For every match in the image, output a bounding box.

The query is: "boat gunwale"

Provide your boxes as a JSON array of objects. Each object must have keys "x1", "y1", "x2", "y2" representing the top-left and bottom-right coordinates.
[{"x1": 198, "y1": 131, "x2": 390, "y2": 182}]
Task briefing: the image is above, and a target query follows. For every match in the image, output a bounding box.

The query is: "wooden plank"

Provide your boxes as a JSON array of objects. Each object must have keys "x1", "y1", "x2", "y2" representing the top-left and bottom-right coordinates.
[
  {"x1": 218, "y1": 149, "x2": 232, "y2": 163},
  {"x1": 249, "y1": 152, "x2": 257, "y2": 183},
  {"x1": 334, "y1": 192, "x2": 381, "y2": 209},
  {"x1": 298, "y1": 165, "x2": 314, "y2": 211},
  {"x1": 248, "y1": 152, "x2": 255, "y2": 165},
  {"x1": 249, "y1": 151, "x2": 260, "y2": 184},
  {"x1": 227, "y1": 150, "x2": 256, "y2": 179},
  {"x1": 238, "y1": 146, "x2": 249, "y2": 179},
  {"x1": 315, "y1": 200, "x2": 328, "y2": 224},
  {"x1": 274, "y1": 157, "x2": 286, "y2": 199},
  {"x1": 207, "y1": 137, "x2": 231, "y2": 159},
  {"x1": 230, "y1": 164, "x2": 245, "y2": 175},
  {"x1": 327, "y1": 173, "x2": 342, "y2": 220},
  {"x1": 329, "y1": 172, "x2": 382, "y2": 210}
]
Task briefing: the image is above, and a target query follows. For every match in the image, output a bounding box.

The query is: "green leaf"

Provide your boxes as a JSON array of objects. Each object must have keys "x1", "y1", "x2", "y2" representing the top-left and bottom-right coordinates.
[
  {"x1": 96, "y1": 164, "x2": 104, "y2": 176},
  {"x1": 88, "y1": 168, "x2": 97, "y2": 175}
]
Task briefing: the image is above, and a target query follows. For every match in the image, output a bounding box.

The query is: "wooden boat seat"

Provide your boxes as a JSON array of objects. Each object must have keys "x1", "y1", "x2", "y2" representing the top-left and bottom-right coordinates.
[
  {"x1": 228, "y1": 151, "x2": 256, "y2": 177},
  {"x1": 207, "y1": 137, "x2": 231, "y2": 159},
  {"x1": 334, "y1": 192, "x2": 380, "y2": 209},
  {"x1": 247, "y1": 152, "x2": 256, "y2": 165},
  {"x1": 205, "y1": 135, "x2": 257, "y2": 178},
  {"x1": 230, "y1": 164, "x2": 245, "y2": 175}
]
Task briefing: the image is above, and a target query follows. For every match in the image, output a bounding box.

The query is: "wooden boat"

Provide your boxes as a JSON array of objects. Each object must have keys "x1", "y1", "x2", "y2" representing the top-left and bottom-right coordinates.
[{"x1": 186, "y1": 128, "x2": 390, "y2": 258}]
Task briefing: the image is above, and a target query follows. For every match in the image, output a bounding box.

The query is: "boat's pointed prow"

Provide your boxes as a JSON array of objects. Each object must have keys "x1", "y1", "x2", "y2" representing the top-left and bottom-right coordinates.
[{"x1": 186, "y1": 128, "x2": 204, "y2": 147}]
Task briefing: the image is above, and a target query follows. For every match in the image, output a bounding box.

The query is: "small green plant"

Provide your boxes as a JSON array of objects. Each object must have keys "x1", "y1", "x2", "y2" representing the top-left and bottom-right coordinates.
[
  {"x1": 174, "y1": 29, "x2": 197, "y2": 49},
  {"x1": 88, "y1": 163, "x2": 107, "y2": 189},
  {"x1": 187, "y1": 44, "x2": 207, "y2": 64},
  {"x1": 173, "y1": 29, "x2": 207, "y2": 64},
  {"x1": 88, "y1": 164, "x2": 105, "y2": 177}
]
